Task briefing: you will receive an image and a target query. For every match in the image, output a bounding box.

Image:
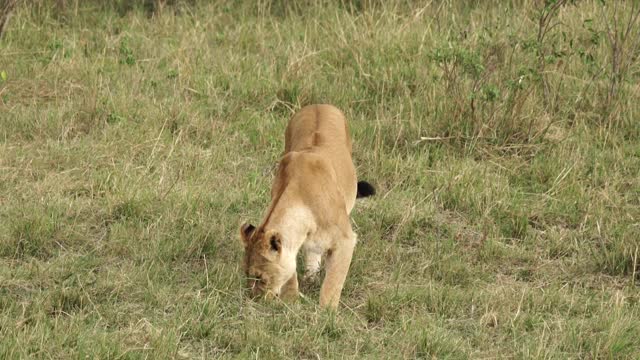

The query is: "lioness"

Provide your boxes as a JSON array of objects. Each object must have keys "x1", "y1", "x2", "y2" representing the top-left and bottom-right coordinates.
[{"x1": 239, "y1": 104, "x2": 375, "y2": 308}]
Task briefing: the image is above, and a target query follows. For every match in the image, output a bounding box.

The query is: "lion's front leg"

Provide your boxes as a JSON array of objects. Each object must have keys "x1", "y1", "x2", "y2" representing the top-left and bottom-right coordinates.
[
  {"x1": 279, "y1": 273, "x2": 299, "y2": 301},
  {"x1": 319, "y1": 231, "x2": 356, "y2": 309}
]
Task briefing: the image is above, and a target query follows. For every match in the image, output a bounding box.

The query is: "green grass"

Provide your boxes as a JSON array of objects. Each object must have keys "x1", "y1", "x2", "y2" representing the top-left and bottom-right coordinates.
[{"x1": 1, "y1": 0, "x2": 639, "y2": 358}]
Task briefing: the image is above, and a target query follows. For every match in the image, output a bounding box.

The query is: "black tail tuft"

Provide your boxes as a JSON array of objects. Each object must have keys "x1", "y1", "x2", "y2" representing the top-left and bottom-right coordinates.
[{"x1": 356, "y1": 181, "x2": 376, "y2": 198}]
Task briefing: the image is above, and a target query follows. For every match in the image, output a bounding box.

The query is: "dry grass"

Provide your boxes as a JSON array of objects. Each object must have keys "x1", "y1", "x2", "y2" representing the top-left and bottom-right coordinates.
[{"x1": 1, "y1": 0, "x2": 639, "y2": 358}]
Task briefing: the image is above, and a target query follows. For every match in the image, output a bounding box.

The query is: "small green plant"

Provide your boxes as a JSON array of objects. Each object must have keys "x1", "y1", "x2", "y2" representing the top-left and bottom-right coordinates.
[
  {"x1": 167, "y1": 69, "x2": 178, "y2": 79},
  {"x1": 106, "y1": 112, "x2": 124, "y2": 124},
  {"x1": 534, "y1": 0, "x2": 569, "y2": 104},
  {"x1": 480, "y1": 84, "x2": 500, "y2": 102},
  {"x1": 119, "y1": 38, "x2": 136, "y2": 65},
  {"x1": 429, "y1": 45, "x2": 485, "y2": 80},
  {"x1": 599, "y1": 1, "x2": 640, "y2": 124}
]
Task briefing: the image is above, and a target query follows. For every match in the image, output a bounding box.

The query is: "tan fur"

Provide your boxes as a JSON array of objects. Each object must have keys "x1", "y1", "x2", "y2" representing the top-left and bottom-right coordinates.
[{"x1": 240, "y1": 104, "x2": 360, "y2": 309}]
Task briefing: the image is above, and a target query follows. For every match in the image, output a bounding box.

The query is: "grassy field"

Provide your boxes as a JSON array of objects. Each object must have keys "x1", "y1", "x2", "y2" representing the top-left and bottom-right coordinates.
[{"x1": 1, "y1": 0, "x2": 639, "y2": 358}]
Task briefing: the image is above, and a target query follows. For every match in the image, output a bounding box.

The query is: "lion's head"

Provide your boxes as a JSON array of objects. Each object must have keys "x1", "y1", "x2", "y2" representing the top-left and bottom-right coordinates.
[{"x1": 239, "y1": 223, "x2": 295, "y2": 299}]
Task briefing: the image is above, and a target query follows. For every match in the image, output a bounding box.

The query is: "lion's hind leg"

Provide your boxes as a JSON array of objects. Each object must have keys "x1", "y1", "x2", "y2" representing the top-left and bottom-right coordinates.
[{"x1": 304, "y1": 249, "x2": 322, "y2": 280}]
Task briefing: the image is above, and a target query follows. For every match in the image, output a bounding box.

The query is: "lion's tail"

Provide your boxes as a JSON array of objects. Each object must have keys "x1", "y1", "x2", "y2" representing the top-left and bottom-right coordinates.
[{"x1": 356, "y1": 181, "x2": 376, "y2": 198}]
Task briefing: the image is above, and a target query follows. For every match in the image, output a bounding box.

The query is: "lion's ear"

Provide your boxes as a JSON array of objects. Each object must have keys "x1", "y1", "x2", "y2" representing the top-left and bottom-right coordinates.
[
  {"x1": 267, "y1": 231, "x2": 281, "y2": 253},
  {"x1": 240, "y1": 223, "x2": 256, "y2": 247}
]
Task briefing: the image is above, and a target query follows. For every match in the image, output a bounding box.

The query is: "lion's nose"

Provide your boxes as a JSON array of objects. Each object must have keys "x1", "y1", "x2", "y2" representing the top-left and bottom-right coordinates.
[{"x1": 248, "y1": 280, "x2": 262, "y2": 298}]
